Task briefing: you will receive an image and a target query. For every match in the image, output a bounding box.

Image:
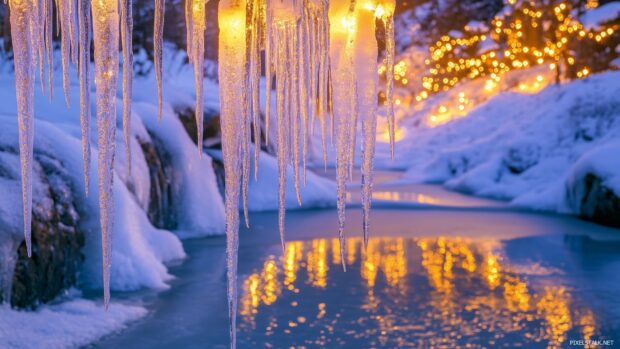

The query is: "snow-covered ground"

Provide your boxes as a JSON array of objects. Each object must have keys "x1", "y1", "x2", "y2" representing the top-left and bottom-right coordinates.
[
  {"x1": 386, "y1": 69, "x2": 620, "y2": 216},
  {"x1": 0, "y1": 298, "x2": 146, "y2": 349}
]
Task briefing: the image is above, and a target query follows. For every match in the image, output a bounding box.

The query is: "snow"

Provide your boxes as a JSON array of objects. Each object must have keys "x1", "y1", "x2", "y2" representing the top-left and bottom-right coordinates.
[
  {"x1": 392, "y1": 70, "x2": 620, "y2": 215},
  {"x1": 0, "y1": 299, "x2": 146, "y2": 349},
  {"x1": 210, "y1": 149, "x2": 336, "y2": 212},
  {"x1": 477, "y1": 36, "x2": 499, "y2": 55},
  {"x1": 0, "y1": 46, "x2": 229, "y2": 292},
  {"x1": 580, "y1": 1, "x2": 620, "y2": 30},
  {"x1": 465, "y1": 20, "x2": 488, "y2": 33},
  {"x1": 135, "y1": 101, "x2": 226, "y2": 239}
]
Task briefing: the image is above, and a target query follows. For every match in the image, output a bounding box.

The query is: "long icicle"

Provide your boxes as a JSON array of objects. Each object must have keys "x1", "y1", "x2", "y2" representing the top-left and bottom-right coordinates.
[
  {"x1": 154, "y1": 0, "x2": 165, "y2": 120},
  {"x1": 91, "y1": 0, "x2": 119, "y2": 310},
  {"x1": 219, "y1": 2, "x2": 246, "y2": 348},
  {"x1": 329, "y1": 0, "x2": 357, "y2": 271},
  {"x1": 58, "y1": 0, "x2": 75, "y2": 106},
  {"x1": 241, "y1": 0, "x2": 253, "y2": 228},
  {"x1": 190, "y1": 0, "x2": 207, "y2": 156},
  {"x1": 291, "y1": 21, "x2": 302, "y2": 206},
  {"x1": 250, "y1": 0, "x2": 262, "y2": 180},
  {"x1": 264, "y1": 0, "x2": 272, "y2": 147},
  {"x1": 121, "y1": 0, "x2": 133, "y2": 175},
  {"x1": 44, "y1": 0, "x2": 54, "y2": 98},
  {"x1": 380, "y1": 0, "x2": 396, "y2": 159},
  {"x1": 356, "y1": 2, "x2": 379, "y2": 247},
  {"x1": 78, "y1": 0, "x2": 92, "y2": 194},
  {"x1": 9, "y1": 0, "x2": 36, "y2": 258}
]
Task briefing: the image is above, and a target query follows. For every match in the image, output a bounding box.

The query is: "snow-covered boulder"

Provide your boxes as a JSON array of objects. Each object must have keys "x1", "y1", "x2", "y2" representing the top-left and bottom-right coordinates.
[
  {"x1": 0, "y1": 140, "x2": 83, "y2": 308},
  {"x1": 566, "y1": 143, "x2": 620, "y2": 227}
]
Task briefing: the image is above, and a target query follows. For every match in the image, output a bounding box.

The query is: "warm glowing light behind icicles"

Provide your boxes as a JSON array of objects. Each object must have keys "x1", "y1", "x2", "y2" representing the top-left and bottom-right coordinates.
[
  {"x1": 218, "y1": 1, "x2": 247, "y2": 348},
  {"x1": 91, "y1": 0, "x2": 120, "y2": 310}
]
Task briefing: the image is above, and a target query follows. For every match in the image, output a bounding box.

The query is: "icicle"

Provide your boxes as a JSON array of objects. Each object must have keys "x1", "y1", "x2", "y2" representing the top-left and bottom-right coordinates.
[
  {"x1": 30, "y1": 0, "x2": 45, "y2": 94},
  {"x1": 154, "y1": 0, "x2": 164, "y2": 121},
  {"x1": 249, "y1": 0, "x2": 262, "y2": 180},
  {"x1": 264, "y1": 0, "x2": 272, "y2": 147},
  {"x1": 9, "y1": 0, "x2": 36, "y2": 258},
  {"x1": 318, "y1": 0, "x2": 330, "y2": 168},
  {"x1": 121, "y1": 0, "x2": 133, "y2": 175},
  {"x1": 355, "y1": 1, "x2": 379, "y2": 247},
  {"x1": 329, "y1": 0, "x2": 358, "y2": 271},
  {"x1": 91, "y1": 0, "x2": 119, "y2": 310},
  {"x1": 299, "y1": 5, "x2": 309, "y2": 188},
  {"x1": 58, "y1": 0, "x2": 76, "y2": 106},
  {"x1": 379, "y1": 0, "x2": 396, "y2": 159},
  {"x1": 264, "y1": 1, "x2": 272, "y2": 147},
  {"x1": 241, "y1": 0, "x2": 253, "y2": 228},
  {"x1": 290, "y1": 22, "x2": 302, "y2": 206},
  {"x1": 189, "y1": 0, "x2": 207, "y2": 156},
  {"x1": 44, "y1": 0, "x2": 54, "y2": 98},
  {"x1": 78, "y1": 0, "x2": 91, "y2": 194},
  {"x1": 269, "y1": 0, "x2": 297, "y2": 251},
  {"x1": 219, "y1": 2, "x2": 246, "y2": 348}
]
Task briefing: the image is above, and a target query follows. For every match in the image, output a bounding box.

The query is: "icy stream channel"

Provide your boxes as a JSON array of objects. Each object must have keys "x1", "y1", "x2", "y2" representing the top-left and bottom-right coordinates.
[{"x1": 92, "y1": 170, "x2": 620, "y2": 349}]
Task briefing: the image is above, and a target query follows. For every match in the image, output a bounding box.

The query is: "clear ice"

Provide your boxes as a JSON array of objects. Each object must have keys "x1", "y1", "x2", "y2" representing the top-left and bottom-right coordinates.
[{"x1": 91, "y1": 0, "x2": 119, "y2": 310}]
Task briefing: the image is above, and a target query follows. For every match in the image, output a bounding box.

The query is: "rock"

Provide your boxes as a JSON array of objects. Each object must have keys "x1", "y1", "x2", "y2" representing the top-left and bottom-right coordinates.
[
  {"x1": 568, "y1": 173, "x2": 620, "y2": 228},
  {"x1": 140, "y1": 134, "x2": 178, "y2": 230},
  {"x1": 176, "y1": 107, "x2": 221, "y2": 148},
  {"x1": 1, "y1": 149, "x2": 84, "y2": 309}
]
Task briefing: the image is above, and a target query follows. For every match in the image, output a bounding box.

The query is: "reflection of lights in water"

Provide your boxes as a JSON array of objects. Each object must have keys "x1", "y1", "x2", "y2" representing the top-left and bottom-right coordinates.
[
  {"x1": 261, "y1": 257, "x2": 281, "y2": 306},
  {"x1": 485, "y1": 252, "x2": 501, "y2": 290},
  {"x1": 372, "y1": 191, "x2": 440, "y2": 205},
  {"x1": 239, "y1": 237, "x2": 605, "y2": 348},
  {"x1": 331, "y1": 238, "x2": 341, "y2": 266},
  {"x1": 503, "y1": 275, "x2": 530, "y2": 312},
  {"x1": 537, "y1": 287, "x2": 572, "y2": 348},
  {"x1": 307, "y1": 239, "x2": 328, "y2": 288},
  {"x1": 346, "y1": 238, "x2": 358, "y2": 266},
  {"x1": 283, "y1": 242, "x2": 303, "y2": 290}
]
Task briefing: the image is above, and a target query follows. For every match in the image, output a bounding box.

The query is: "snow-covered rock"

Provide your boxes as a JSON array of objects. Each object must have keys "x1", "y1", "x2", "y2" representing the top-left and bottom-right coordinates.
[{"x1": 566, "y1": 142, "x2": 620, "y2": 227}]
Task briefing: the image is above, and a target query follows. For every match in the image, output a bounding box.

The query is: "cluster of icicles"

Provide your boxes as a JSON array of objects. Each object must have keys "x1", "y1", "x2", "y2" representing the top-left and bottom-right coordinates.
[{"x1": 6, "y1": 0, "x2": 395, "y2": 347}]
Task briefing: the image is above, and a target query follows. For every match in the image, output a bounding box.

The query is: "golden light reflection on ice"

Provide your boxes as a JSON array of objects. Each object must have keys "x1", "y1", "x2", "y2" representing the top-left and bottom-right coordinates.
[{"x1": 239, "y1": 237, "x2": 603, "y2": 348}]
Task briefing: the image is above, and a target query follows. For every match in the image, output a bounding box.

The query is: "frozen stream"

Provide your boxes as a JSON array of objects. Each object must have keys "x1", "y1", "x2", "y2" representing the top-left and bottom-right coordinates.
[{"x1": 91, "y1": 170, "x2": 620, "y2": 348}]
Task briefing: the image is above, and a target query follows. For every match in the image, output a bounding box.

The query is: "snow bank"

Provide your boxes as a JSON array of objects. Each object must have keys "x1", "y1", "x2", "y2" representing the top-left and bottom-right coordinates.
[
  {"x1": 135, "y1": 102, "x2": 226, "y2": 238},
  {"x1": 395, "y1": 70, "x2": 620, "y2": 216},
  {"x1": 0, "y1": 299, "x2": 146, "y2": 349},
  {"x1": 210, "y1": 150, "x2": 337, "y2": 211},
  {"x1": 0, "y1": 116, "x2": 185, "y2": 291}
]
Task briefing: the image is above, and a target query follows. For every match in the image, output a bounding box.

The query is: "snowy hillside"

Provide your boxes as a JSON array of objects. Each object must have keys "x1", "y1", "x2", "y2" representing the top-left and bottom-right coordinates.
[{"x1": 391, "y1": 69, "x2": 620, "y2": 224}]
